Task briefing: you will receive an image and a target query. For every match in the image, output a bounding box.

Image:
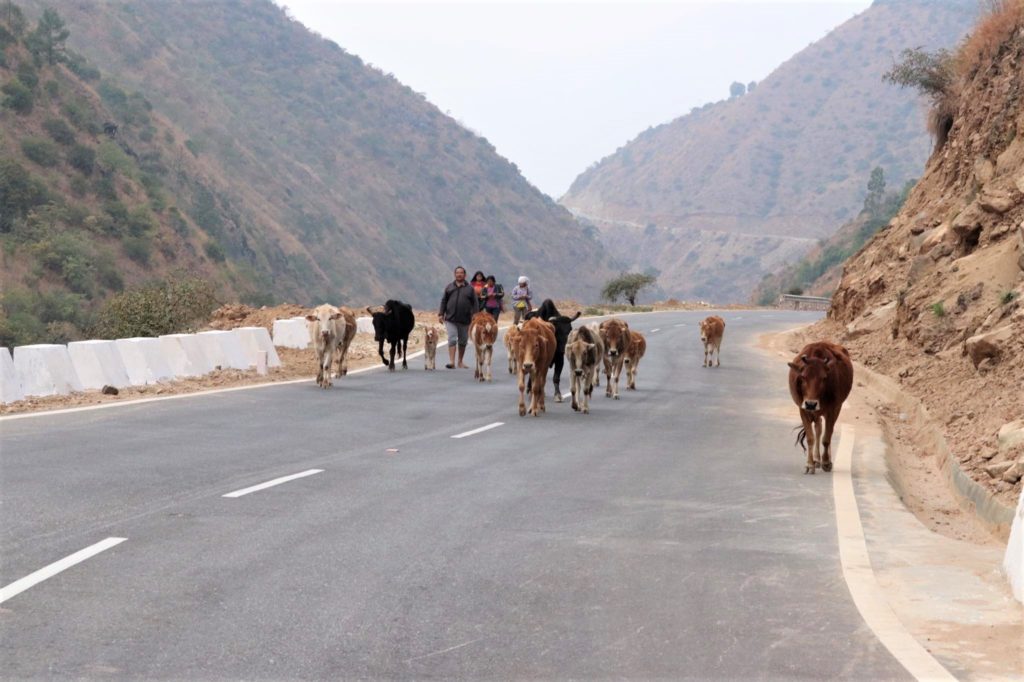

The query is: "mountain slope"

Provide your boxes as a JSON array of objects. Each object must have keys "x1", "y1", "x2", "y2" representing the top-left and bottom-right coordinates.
[
  {"x1": 561, "y1": 0, "x2": 977, "y2": 302},
  {"x1": 19, "y1": 0, "x2": 615, "y2": 310}
]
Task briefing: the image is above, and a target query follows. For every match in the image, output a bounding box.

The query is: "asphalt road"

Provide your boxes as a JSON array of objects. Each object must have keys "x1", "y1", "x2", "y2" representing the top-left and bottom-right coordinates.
[{"x1": 0, "y1": 310, "x2": 910, "y2": 679}]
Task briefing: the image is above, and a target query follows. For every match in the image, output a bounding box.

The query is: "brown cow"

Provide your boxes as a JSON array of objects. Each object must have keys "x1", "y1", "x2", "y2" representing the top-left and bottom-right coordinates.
[
  {"x1": 599, "y1": 318, "x2": 631, "y2": 399},
  {"x1": 423, "y1": 326, "x2": 439, "y2": 370},
  {"x1": 469, "y1": 311, "x2": 498, "y2": 382},
  {"x1": 788, "y1": 341, "x2": 853, "y2": 474},
  {"x1": 623, "y1": 330, "x2": 647, "y2": 390},
  {"x1": 516, "y1": 318, "x2": 556, "y2": 417},
  {"x1": 699, "y1": 315, "x2": 725, "y2": 367},
  {"x1": 333, "y1": 306, "x2": 357, "y2": 377},
  {"x1": 504, "y1": 323, "x2": 522, "y2": 375}
]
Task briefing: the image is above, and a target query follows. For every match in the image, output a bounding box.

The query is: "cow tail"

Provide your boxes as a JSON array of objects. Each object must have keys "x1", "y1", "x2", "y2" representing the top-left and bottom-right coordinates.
[{"x1": 793, "y1": 426, "x2": 807, "y2": 452}]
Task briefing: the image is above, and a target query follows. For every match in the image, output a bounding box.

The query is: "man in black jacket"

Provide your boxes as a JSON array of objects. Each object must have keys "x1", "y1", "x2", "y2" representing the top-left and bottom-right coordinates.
[{"x1": 438, "y1": 265, "x2": 478, "y2": 369}]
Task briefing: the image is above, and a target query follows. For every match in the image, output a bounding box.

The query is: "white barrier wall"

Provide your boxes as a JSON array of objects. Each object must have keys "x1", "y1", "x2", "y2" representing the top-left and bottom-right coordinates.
[
  {"x1": 272, "y1": 317, "x2": 309, "y2": 349},
  {"x1": 233, "y1": 327, "x2": 281, "y2": 368},
  {"x1": 14, "y1": 344, "x2": 83, "y2": 397},
  {"x1": 196, "y1": 330, "x2": 250, "y2": 370},
  {"x1": 1, "y1": 347, "x2": 25, "y2": 404},
  {"x1": 68, "y1": 340, "x2": 131, "y2": 390},
  {"x1": 115, "y1": 338, "x2": 175, "y2": 386},
  {"x1": 356, "y1": 316, "x2": 375, "y2": 334},
  {"x1": 160, "y1": 334, "x2": 215, "y2": 377},
  {"x1": 1006, "y1": 489, "x2": 1024, "y2": 603}
]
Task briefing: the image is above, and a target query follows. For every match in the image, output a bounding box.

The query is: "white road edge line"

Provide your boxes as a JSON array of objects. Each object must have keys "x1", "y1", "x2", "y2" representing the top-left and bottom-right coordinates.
[
  {"x1": 0, "y1": 537, "x2": 126, "y2": 605},
  {"x1": 674, "y1": 323, "x2": 686, "y2": 327},
  {"x1": 561, "y1": 392, "x2": 572, "y2": 400},
  {"x1": 833, "y1": 425, "x2": 956, "y2": 681},
  {"x1": 451, "y1": 422, "x2": 504, "y2": 439},
  {"x1": 223, "y1": 468, "x2": 324, "y2": 498},
  {"x1": 650, "y1": 328, "x2": 661, "y2": 333}
]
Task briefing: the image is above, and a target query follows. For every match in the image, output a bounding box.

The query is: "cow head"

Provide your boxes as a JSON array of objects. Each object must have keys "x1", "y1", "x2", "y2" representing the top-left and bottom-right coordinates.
[
  {"x1": 601, "y1": 319, "x2": 629, "y2": 358},
  {"x1": 424, "y1": 327, "x2": 438, "y2": 345},
  {"x1": 368, "y1": 312, "x2": 386, "y2": 343},
  {"x1": 788, "y1": 354, "x2": 832, "y2": 412},
  {"x1": 519, "y1": 329, "x2": 546, "y2": 372},
  {"x1": 566, "y1": 338, "x2": 596, "y2": 376},
  {"x1": 699, "y1": 319, "x2": 710, "y2": 344},
  {"x1": 307, "y1": 307, "x2": 342, "y2": 344}
]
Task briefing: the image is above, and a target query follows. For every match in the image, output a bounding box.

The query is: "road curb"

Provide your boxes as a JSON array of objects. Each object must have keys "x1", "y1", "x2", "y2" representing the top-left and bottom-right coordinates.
[{"x1": 854, "y1": 361, "x2": 1014, "y2": 540}]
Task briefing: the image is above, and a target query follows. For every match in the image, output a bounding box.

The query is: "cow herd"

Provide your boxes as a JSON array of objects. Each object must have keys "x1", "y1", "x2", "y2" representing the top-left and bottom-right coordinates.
[{"x1": 306, "y1": 301, "x2": 853, "y2": 475}]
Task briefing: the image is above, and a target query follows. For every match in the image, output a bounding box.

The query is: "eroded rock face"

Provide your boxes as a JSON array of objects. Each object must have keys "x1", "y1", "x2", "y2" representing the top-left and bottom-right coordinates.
[
  {"x1": 964, "y1": 325, "x2": 1014, "y2": 368},
  {"x1": 999, "y1": 420, "x2": 1024, "y2": 452}
]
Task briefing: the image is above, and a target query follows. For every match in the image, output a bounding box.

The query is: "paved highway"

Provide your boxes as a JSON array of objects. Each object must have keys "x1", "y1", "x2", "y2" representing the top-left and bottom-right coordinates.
[{"x1": 0, "y1": 310, "x2": 911, "y2": 679}]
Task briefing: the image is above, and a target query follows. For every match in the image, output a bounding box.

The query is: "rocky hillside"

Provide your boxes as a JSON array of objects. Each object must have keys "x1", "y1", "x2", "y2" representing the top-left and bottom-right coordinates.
[
  {"x1": 11, "y1": 0, "x2": 615, "y2": 317},
  {"x1": 561, "y1": 0, "x2": 977, "y2": 302},
  {"x1": 824, "y1": 1, "x2": 1024, "y2": 506}
]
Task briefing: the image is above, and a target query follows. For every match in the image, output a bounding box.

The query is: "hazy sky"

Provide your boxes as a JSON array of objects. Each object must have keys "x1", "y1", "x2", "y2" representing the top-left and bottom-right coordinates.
[{"x1": 284, "y1": 1, "x2": 872, "y2": 198}]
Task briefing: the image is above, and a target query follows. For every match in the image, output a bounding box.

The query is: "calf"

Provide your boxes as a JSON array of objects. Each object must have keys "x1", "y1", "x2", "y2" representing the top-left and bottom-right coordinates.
[
  {"x1": 515, "y1": 318, "x2": 556, "y2": 417},
  {"x1": 565, "y1": 325, "x2": 602, "y2": 414},
  {"x1": 368, "y1": 300, "x2": 415, "y2": 371},
  {"x1": 504, "y1": 323, "x2": 522, "y2": 375},
  {"x1": 423, "y1": 326, "x2": 439, "y2": 370},
  {"x1": 306, "y1": 304, "x2": 344, "y2": 388},
  {"x1": 469, "y1": 311, "x2": 498, "y2": 382},
  {"x1": 623, "y1": 330, "x2": 646, "y2": 390},
  {"x1": 599, "y1": 318, "x2": 631, "y2": 399},
  {"x1": 333, "y1": 306, "x2": 357, "y2": 378},
  {"x1": 788, "y1": 341, "x2": 854, "y2": 474},
  {"x1": 699, "y1": 315, "x2": 725, "y2": 367}
]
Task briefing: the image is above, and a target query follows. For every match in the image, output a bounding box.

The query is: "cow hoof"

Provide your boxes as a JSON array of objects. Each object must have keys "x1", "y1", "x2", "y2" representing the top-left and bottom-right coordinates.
[
  {"x1": 381, "y1": 359, "x2": 390, "y2": 366},
  {"x1": 822, "y1": 461, "x2": 833, "y2": 472},
  {"x1": 519, "y1": 408, "x2": 526, "y2": 417},
  {"x1": 804, "y1": 466, "x2": 816, "y2": 474},
  {"x1": 555, "y1": 394, "x2": 563, "y2": 403},
  {"x1": 613, "y1": 395, "x2": 619, "y2": 400},
  {"x1": 583, "y1": 408, "x2": 589, "y2": 414}
]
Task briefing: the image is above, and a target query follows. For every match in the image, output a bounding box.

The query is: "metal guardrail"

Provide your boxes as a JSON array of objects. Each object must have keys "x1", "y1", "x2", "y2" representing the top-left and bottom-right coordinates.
[{"x1": 778, "y1": 294, "x2": 832, "y2": 310}]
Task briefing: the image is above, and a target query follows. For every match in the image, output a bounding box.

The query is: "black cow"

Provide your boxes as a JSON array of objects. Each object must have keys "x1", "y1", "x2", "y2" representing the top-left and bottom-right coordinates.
[
  {"x1": 525, "y1": 300, "x2": 580, "y2": 402},
  {"x1": 368, "y1": 300, "x2": 415, "y2": 371}
]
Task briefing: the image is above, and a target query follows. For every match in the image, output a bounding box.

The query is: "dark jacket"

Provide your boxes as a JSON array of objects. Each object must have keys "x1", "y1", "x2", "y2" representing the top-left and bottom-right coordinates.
[{"x1": 440, "y1": 281, "x2": 477, "y2": 324}]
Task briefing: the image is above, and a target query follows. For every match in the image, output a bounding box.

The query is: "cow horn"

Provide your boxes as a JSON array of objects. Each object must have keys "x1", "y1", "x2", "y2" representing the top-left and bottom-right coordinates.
[
  {"x1": 801, "y1": 354, "x2": 808, "y2": 363},
  {"x1": 570, "y1": 311, "x2": 582, "y2": 321},
  {"x1": 366, "y1": 307, "x2": 374, "y2": 314}
]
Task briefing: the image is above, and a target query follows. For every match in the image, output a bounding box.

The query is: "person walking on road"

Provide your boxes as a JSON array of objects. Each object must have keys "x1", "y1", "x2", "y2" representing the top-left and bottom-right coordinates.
[
  {"x1": 439, "y1": 265, "x2": 477, "y2": 369},
  {"x1": 482, "y1": 275, "x2": 504, "y2": 322},
  {"x1": 511, "y1": 275, "x2": 532, "y2": 324}
]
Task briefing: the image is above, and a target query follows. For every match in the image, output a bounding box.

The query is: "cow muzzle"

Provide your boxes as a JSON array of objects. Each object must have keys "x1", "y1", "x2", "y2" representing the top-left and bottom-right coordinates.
[
  {"x1": 803, "y1": 400, "x2": 819, "y2": 411},
  {"x1": 522, "y1": 362, "x2": 534, "y2": 370},
  {"x1": 608, "y1": 349, "x2": 619, "y2": 357},
  {"x1": 574, "y1": 369, "x2": 584, "y2": 377}
]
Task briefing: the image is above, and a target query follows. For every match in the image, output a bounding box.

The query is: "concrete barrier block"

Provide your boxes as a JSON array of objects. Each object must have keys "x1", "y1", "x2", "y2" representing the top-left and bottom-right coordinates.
[
  {"x1": 13, "y1": 344, "x2": 83, "y2": 397},
  {"x1": 1006, "y1": 489, "x2": 1024, "y2": 603},
  {"x1": 160, "y1": 334, "x2": 215, "y2": 377},
  {"x1": 233, "y1": 327, "x2": 281, "y2": 368},
  {"x1": 1, "y1": 347, "x2": 25, "y2": 404},
  {"x1": 272, "y1": 317, "x2": 309, "y2": 349},
  {"x1": 356, "y1": 316, "x2": 375, "y2": 334},
  {"x1": 67, "y1": 340, "x2": 131, "y2": 390},
  {"x1": 115, "y1": 338, "x2": 175, "y2": 386},
  {"x1": 196, "y1": 330, "x2": 250, "y2": 370}
]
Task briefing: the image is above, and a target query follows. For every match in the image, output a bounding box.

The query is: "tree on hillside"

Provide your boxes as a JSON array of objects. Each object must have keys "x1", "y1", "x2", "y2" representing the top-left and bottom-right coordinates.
[
  {"x1": 24, "y1": 9, "x2": 69, "y2": 66},
  {"x1": 1, "y1": 1, "x2": 26, "y2": 36},
  {"x1": 747, "y1": 81, "x2": 757, "y2": 93},
  {"x1": 863, "y1": 166, "x2": 886, "y2": 217},
  {"x1": 729, "y1": 81, "x2": 746, "y2": 98},
  {"x1": 602, "y1": 272, "x2": 657, "y2": 307}
]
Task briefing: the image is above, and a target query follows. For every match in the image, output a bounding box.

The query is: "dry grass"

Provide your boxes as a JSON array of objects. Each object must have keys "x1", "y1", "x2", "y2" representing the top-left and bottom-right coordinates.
[{"x1": 955, "y1": 0, "x2": 1024, "y2": 77}]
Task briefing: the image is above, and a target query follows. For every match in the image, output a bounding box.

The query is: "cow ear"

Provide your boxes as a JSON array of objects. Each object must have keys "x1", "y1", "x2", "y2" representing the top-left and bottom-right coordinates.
[
  {"x1": 330, "y1": 312, "x2": 342, "y2": 320},
  {"x1": 305, "y1": 314, "x2": 317, "y2": 322},
  {"x1": 824, "y1": 355, "x2": 832, "y2": 366},
  {"x1": 788, "y1": 362, "x2": 800, "y2": 371}
]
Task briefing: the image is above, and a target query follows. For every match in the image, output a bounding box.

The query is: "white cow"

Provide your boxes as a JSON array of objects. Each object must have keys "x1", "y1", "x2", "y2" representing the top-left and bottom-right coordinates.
[{"x1": 306, "y1": 304, "x2": 356, "y2": 388}]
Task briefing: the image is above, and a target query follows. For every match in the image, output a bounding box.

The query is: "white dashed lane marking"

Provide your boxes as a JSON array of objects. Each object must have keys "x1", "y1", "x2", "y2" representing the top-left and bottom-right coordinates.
[
  {"x1": 451, "y1": 422, "x2": 504, "y2": 439},
  {"x1": 223, "y1": 469, "x2": 324, "y2": 498},
  {"x1": 0, "y1": 537, "x2": 127, "y2": 605}
]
